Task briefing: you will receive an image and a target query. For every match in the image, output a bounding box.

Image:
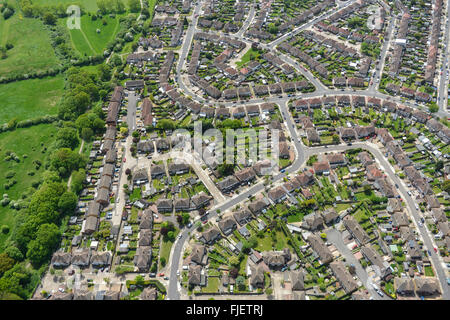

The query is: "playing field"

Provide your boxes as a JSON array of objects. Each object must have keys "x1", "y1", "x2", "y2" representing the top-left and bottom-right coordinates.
[
  {"x1": 0, "y1": 124, "x2": 59, "y2": 251},
  {"x1": 0, "y1": 14, "x2": 60, "y2": 77},
  {"x1": 0, "y1": 75, "x2": 65, "y2": 124},
  {"x1": 67, "y1": 14, "x2": 121, "y2": 56}
]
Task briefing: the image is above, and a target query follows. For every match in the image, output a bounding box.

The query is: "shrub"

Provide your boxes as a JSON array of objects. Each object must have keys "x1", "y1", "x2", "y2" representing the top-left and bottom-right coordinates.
[{"x1": 1, "y1": 225, "x2": 9, "y2": 234}]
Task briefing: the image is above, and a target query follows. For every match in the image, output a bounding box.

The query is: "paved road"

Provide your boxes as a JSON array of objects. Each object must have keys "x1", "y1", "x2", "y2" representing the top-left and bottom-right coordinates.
[
  {"x1": 369, "y1": 13, "x2": 395, "y2": 92},
  {"x1": 326, "y1": 228, "x2": 392, "y2": 300},
  {"x1": 236, "y1": 2, "x2": 256, "y2": 38},
  {"x1": 127, "y1": 91, "x2": 138, "y2": 133},
  {"x1": 437, "y1": 0, "x2": 450, "y2": 113}
]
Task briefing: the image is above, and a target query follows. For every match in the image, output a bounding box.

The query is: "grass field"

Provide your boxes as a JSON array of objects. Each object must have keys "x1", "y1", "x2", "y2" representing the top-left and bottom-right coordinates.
[
  {"x1": 0, "y1": 15, "x2": 60, "y2": 77},
  {"x1": 0, "y1": 75, "x2": 65, "y2": 124},
  {"x1": 0, "y1": 124, "x2": 59, "y2": 252},
  {"x1": 236, "y1": 48, "x2": 260, "y2": 68},
  {"x1": 34, "y1": 0, "x2": 99, "y2": 12},
  {"x1": 66, "y1": 14, "x2": 122, "y2": 56}
]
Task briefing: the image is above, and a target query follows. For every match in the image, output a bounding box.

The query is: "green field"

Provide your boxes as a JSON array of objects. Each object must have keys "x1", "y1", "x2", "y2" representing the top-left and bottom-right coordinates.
[
  {"x1": 0, "y1": 14, "x2": 60, "y2": 77},
  {"x1": 34, "y1": 0, "x2": 99, "y2": 12},
  {"x1": 0, "y1": 75, "x2": 65, "y2": 124},
  {"x1": 236, "y1": 48, "x2": 260, "y2": 68},
  {"x1": 0, "y1": 124, "x2": 59, "y2": 251},
  {"x1": 66, "y1": 14, "x2": 121, "y2": 56}
]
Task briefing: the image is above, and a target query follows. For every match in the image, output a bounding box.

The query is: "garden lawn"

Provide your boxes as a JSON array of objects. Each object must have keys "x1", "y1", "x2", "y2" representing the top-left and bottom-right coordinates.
[
  {"x1": 159, "y1": 229, "x2": 179, "y2": 269},
  {"x1": 0, "y1": 15, "x2": 60, "y2": 77},
  {"x1": 236, "y1": 48, "x2": 260, "y2": 68},
  {"x1": 201, "y1": 277, "x2": 220, "y2": 293},
  {"x1": 0, "y1": 75, "x2": 65, "y2": 124},
  {"x1": 0, "y1": 124, "x2": 59, "y2": 252}
]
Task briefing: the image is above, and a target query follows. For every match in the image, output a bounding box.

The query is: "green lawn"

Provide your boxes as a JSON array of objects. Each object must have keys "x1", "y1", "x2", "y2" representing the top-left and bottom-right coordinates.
[
  {"x1": 34, "y1": 0, "x2": 99, "y2": 12},
  {"x1": 159, "y1": 229, "x2": 179, "y2": 269},
  {"x1": 0, "y1": 75, "x2": 65, "y2": 124},
  {"x1": 0, "y1": 15, "x2": 60, "y2": 77},
  {"x1": 424, "y1": 266, "x2": 434, "y2": 277},
  {"x1": 201, "y1": 277, "x2": 220, "y2": 293},
  {"x1": 236, "y1": 48, "x2": 260, "y2": 68},
  {"x1": 129, "y1": 187, "x2": 142, "y2": 202},
  {"x1": 66, "y1": 14, "x2": 122, "y2": 56},
  {"x1": 0, "y1": 124, "x2": 59, "y2": 252}
]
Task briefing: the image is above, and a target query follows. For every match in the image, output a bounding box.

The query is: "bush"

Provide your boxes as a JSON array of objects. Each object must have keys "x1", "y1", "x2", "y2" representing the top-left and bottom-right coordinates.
[{"x1": 1, "y1": 225, "x2": 9, "y2": 234}]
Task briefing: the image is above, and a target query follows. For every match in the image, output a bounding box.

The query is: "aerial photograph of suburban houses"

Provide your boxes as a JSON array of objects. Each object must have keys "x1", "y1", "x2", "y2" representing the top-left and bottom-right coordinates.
[{"x1": 0, "y1": 0, "x2": 449, "y2": 304}]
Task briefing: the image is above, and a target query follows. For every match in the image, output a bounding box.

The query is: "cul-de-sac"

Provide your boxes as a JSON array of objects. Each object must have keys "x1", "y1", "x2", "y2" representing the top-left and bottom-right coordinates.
[{"x1": 0, "y1": 0, "x2": 449, "y2": 301}]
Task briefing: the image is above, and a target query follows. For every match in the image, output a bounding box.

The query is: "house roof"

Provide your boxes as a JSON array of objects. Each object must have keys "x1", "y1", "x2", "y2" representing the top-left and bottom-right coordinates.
[
  {"x1": 307, "y1": 233, "x2": 333, "y2": 264},
  {"x1": 330, "y1": 260, "x2": 358, "y2": 294},
  {"x1": 218, "y1": 216, "x2": 237, "y2": 233},
  {"x1": 190, "y1": 244, "x2": 206, "y2": 265},
  {"x1": 415, "y1": 277, "x2": 441, "y2": 296},
  {"x1": 201, "y1": 227, "x2": 221, "y2": 243},
  {"x1": 268, "y1": 186, "x2": 287, "y2": 202},
  {"x1": 250, "y1": 264, "x2": 265, "y2": 287},
  {"x1": 140, "y1": 287, "x2": 157, "y2": 300},
  {"x1": 343, "y1": 215, "x2": 370, "y2": 245},
  {"x1": 188, "y1": 265, "x2": 202, "y2": 285}
]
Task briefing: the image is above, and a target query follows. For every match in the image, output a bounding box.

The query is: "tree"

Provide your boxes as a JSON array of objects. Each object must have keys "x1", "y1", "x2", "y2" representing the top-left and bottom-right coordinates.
[
  {"x1": 128, "y1": 0, "x2": 141, "y2": 12},
  {"x1": 332, "y1": 134, "x2": 340, "y2": 144},
  {"x1": 166, "y1": 231, "x2": 175, "y2": 241},
  {"x1": 97, "y1": 0, "x2": 108, "y2": 14},
  {"x1": 156, "y1": 119, "x2": 176, "y2": 131},
  {"x1": 98, "y1": 64, "x2": 112, "y2": 82},
  {"x1": 217, "y1": 163, "x2": 234, "y2": 176},
  {"x1": 363, "y1": 184, "x2": 372, "y2": 195},
  {"x1": 0, "y1": 253, "x2": 15, "y2": 276},
  {"x1": 181, "y1": 213, "x2": 190, "y2": 225},
  {"x1": 428, "y1": 102, "x2": 438, "y2": 113},
  {"x1": 268, "y1": 23, "x2": 278, "y2": 35},
  {"x1": 229, "y1": 267, "x2": 239, "y2": 278},
  {"x1": 26, "y1": 223, "x2": 61, "y2": 267},
  {"x1": 58, "y1": 191, "x2": 78, "y2": 213},
  {"x1": 70, "y1": 169, "x2": 86, "y2": 194},
  {"x1": 43, "y1": 12, "x2": 57, "y2": 25},
  {"x1": 160, "y1": 257, "x2": 166, "y2": 267},
  {"x1": 0, "y1": 264, "x2": 32, "y2": 299},
  {"x1": 435, "y1": 160, "x2": 444, "y2": 172},
  {"x1": 135, "y1": 275, "x2": 145, "y2": 286},
  {"x1": 55, "y1": 127, "x2": 79, "y2": 150},
  {"x1": 81, "y1": 127, "x2": 94, "y2": 141},
  {"x1": 115, "y1": 0, "x2": 126, "y2": 13},
  {"x1": 4, "y1": 247, "x2": 23, "y2": 262},
  {"x1": 50, "y1": 148, "x2": 86, "y2": 178},
  {"x1": 110, "y1": 54, "x2": 122, "y2": 67},
  {"x1": 120, "y1": 127, "x2": 129, "y2": 136},
  {"x1": 236, "y1": 276, "x2": 246, "y2": 291}
]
